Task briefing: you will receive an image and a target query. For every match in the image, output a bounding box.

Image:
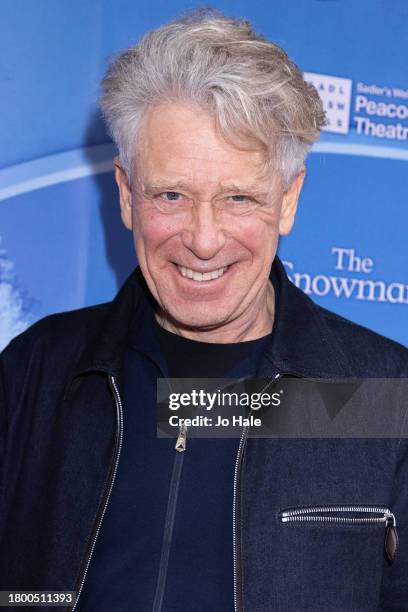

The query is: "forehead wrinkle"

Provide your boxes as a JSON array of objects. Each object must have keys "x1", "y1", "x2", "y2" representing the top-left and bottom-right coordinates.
[{"x1": 142, "y1": 164, "x2": 270, "y2": 191}]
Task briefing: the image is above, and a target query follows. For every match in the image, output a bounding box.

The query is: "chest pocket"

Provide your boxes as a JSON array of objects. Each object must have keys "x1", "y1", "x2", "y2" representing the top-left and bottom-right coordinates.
[
  {"x1": 271, "y1": 504, "x2": 399, "y2": 610},
  {"x1": 280, "y1": 504, "x2": 398, "y2": 564}
]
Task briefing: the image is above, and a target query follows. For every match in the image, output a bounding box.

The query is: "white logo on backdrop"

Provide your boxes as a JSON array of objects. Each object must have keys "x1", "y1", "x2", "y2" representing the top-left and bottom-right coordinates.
[
  {"x1": 354, "y1": 82, "x2": 408, "y2": 141},
  {"x1": 304, "y1": 71, "x2": 408, "y2": 143},
  {"x1": 284, "y1": 247, "x2": 408, "y2": 305},
  {"x1": 304, "y1": 72, "x2": 353, "y2": 135}
]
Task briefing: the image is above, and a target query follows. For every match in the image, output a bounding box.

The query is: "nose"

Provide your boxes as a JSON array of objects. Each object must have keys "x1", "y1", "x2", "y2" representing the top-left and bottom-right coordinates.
[{"x1": 181, "y1": 202, "x2": 227, "y2": 260}]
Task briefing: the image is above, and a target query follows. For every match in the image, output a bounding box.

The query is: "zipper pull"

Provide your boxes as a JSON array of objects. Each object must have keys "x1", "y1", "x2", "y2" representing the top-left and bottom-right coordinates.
[
  {"x1": 175, "y1": 424, "x2": 188, "y2": 453},
  {"x1": 384, "y1": 512, "x2": 398, "y2": 564}
]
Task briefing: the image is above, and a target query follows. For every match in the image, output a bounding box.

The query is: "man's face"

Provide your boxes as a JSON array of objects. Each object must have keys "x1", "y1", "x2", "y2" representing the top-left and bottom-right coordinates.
[{"x1": 116, "y1": 102, "x2": 303, "y2": 340}]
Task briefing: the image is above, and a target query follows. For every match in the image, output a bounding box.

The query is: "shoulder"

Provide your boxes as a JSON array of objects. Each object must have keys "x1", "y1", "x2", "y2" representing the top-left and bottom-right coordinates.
[
  {"x1": 1, "y1": 302, "x2": 110, "y2": 372},
  {"x1": 316, "y1": 304, "x2": 408, "y2": 377}
]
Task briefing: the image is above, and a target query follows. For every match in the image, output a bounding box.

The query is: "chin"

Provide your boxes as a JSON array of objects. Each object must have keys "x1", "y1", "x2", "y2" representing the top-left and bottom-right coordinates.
[{"x1": 164, "y1": 304, "x2": 232, "y2": 332}]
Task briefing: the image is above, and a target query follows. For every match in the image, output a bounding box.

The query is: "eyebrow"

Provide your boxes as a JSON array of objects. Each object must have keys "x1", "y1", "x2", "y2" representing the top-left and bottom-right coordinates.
[{"x1": 143, "y1": 181, "x2": 192, "y2": 193}]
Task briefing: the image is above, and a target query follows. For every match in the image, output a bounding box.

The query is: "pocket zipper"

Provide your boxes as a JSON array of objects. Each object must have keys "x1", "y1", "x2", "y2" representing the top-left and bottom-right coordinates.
[
  {"x1": 280, "y1": 505, "x2": 398, "y2": 564},
  {"x1": 281, "y1": 505, "x2": 394, "y2": 524}
]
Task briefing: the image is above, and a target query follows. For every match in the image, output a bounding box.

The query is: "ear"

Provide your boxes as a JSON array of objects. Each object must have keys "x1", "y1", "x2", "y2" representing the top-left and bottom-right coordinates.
[
  {"x1": 114, "y1": 158, "x2": 133, "y2": 231},
  {"x1": 279, "y1": 168, "x2": 305, "y2": 236}
]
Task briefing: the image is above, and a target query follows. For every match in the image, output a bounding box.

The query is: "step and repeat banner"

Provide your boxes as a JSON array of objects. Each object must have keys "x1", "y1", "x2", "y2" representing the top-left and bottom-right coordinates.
[{"x1": 1, "y1": 0, "x2": 407, "y2": 349}]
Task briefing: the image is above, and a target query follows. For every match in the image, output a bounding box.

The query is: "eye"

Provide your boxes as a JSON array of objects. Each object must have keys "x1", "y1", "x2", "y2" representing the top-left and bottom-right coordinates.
[
  {"x1": 160, "y1": 191, "x2": 182, "y2": 201},
  {"x1": 220, "y1": 194, "x2": 260, "y2": 215},
  {"x1": 228, "y1": 194, "x2": 257, "y2": 208}
]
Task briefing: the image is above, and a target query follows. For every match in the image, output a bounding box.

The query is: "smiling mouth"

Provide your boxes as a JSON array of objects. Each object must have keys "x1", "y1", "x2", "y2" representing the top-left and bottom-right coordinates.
[{"x1": 176, "y1": 264, "x2": 229, "y2": 282}]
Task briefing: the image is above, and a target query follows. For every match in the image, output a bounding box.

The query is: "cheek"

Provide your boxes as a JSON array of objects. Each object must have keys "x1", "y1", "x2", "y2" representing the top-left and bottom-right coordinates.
[
  {"x1": 134, "y1": 206, "x2": 181, "y2": 254},
  {"x1": 234, "y1": 211, "x2": 280, "y2": 254}
]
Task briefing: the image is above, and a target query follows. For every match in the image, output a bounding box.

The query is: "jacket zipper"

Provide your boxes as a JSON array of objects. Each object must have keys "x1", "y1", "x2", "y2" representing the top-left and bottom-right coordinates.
[
  {"x1": 281, "y1": 505, "x2": 395, "y2": 525},
  {"x1": 175, "y1": 423, "x2": 187, "y2": 452},
  {"x1": 173, "y1": 375, "x2": 256, "y2": 454},
  {"x1": 151, "y1": 377, "x2": 185, "y2": 611},
  {"x1": 152, "y1": 448, "x2": 185, "y2": 611},
  {"x1": 71, "y1": 374, "x2": 124, "y2": 611},
  {"x1": 233, "y1": 373, "x2": 282, "y2": 612}
]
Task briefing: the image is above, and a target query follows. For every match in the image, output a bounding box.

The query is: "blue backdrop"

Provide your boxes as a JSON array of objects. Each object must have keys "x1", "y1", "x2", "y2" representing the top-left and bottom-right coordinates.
[{"x1": 1, "y1": 0, "x2": 407, "y2": 349}]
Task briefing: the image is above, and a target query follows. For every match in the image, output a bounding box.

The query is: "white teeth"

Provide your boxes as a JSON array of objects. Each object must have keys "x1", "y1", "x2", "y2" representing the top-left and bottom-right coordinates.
[{"x1": 177, "y1": 265, "x2": 228, "y2": 282}]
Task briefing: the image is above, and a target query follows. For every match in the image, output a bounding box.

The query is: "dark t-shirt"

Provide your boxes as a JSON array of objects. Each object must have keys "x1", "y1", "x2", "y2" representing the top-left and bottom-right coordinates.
[
  {"x1": 154, "y1": 317, "x2": 270, "y2": 378},
  {"x1": 78, "y1": 306, "x2": 270, "y2": 611}
]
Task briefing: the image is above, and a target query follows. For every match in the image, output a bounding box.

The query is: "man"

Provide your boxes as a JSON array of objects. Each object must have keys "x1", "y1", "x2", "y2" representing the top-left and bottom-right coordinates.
[{"x1": 1, "y1": 10, "x2": 407, "y2": 612}]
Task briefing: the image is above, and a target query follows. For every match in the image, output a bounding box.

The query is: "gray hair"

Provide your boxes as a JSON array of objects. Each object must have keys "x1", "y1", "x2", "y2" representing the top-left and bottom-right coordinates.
[{"x1": 100, "y1": 9, "x2": 325, "y2": 188}]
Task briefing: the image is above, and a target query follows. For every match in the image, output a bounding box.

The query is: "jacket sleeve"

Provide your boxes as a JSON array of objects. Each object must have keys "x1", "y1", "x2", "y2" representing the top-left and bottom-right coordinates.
[
  {"x1": 0, "y1": 351, "x2": 7, "y2": 546},
  {"x1": 380, "y1": 437, "x2": 408, "y2": 609}
]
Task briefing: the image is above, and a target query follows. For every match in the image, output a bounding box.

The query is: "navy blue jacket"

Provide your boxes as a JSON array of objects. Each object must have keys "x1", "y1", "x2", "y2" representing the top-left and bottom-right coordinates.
[{"x1": 1, "y1": 257, "x2": 407, "y2": 611}]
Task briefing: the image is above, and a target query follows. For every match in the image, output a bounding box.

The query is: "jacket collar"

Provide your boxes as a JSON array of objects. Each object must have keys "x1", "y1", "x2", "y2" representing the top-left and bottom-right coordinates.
[
  {"x1": 72, "y1": 266, "x2": 151, "y2": 377},
  {"x1": 71, "y1": 256, "x2": 353, "y2": 382},
  {"x1": 258, "y1": 257, "x2": 352, "y2": 378}
]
